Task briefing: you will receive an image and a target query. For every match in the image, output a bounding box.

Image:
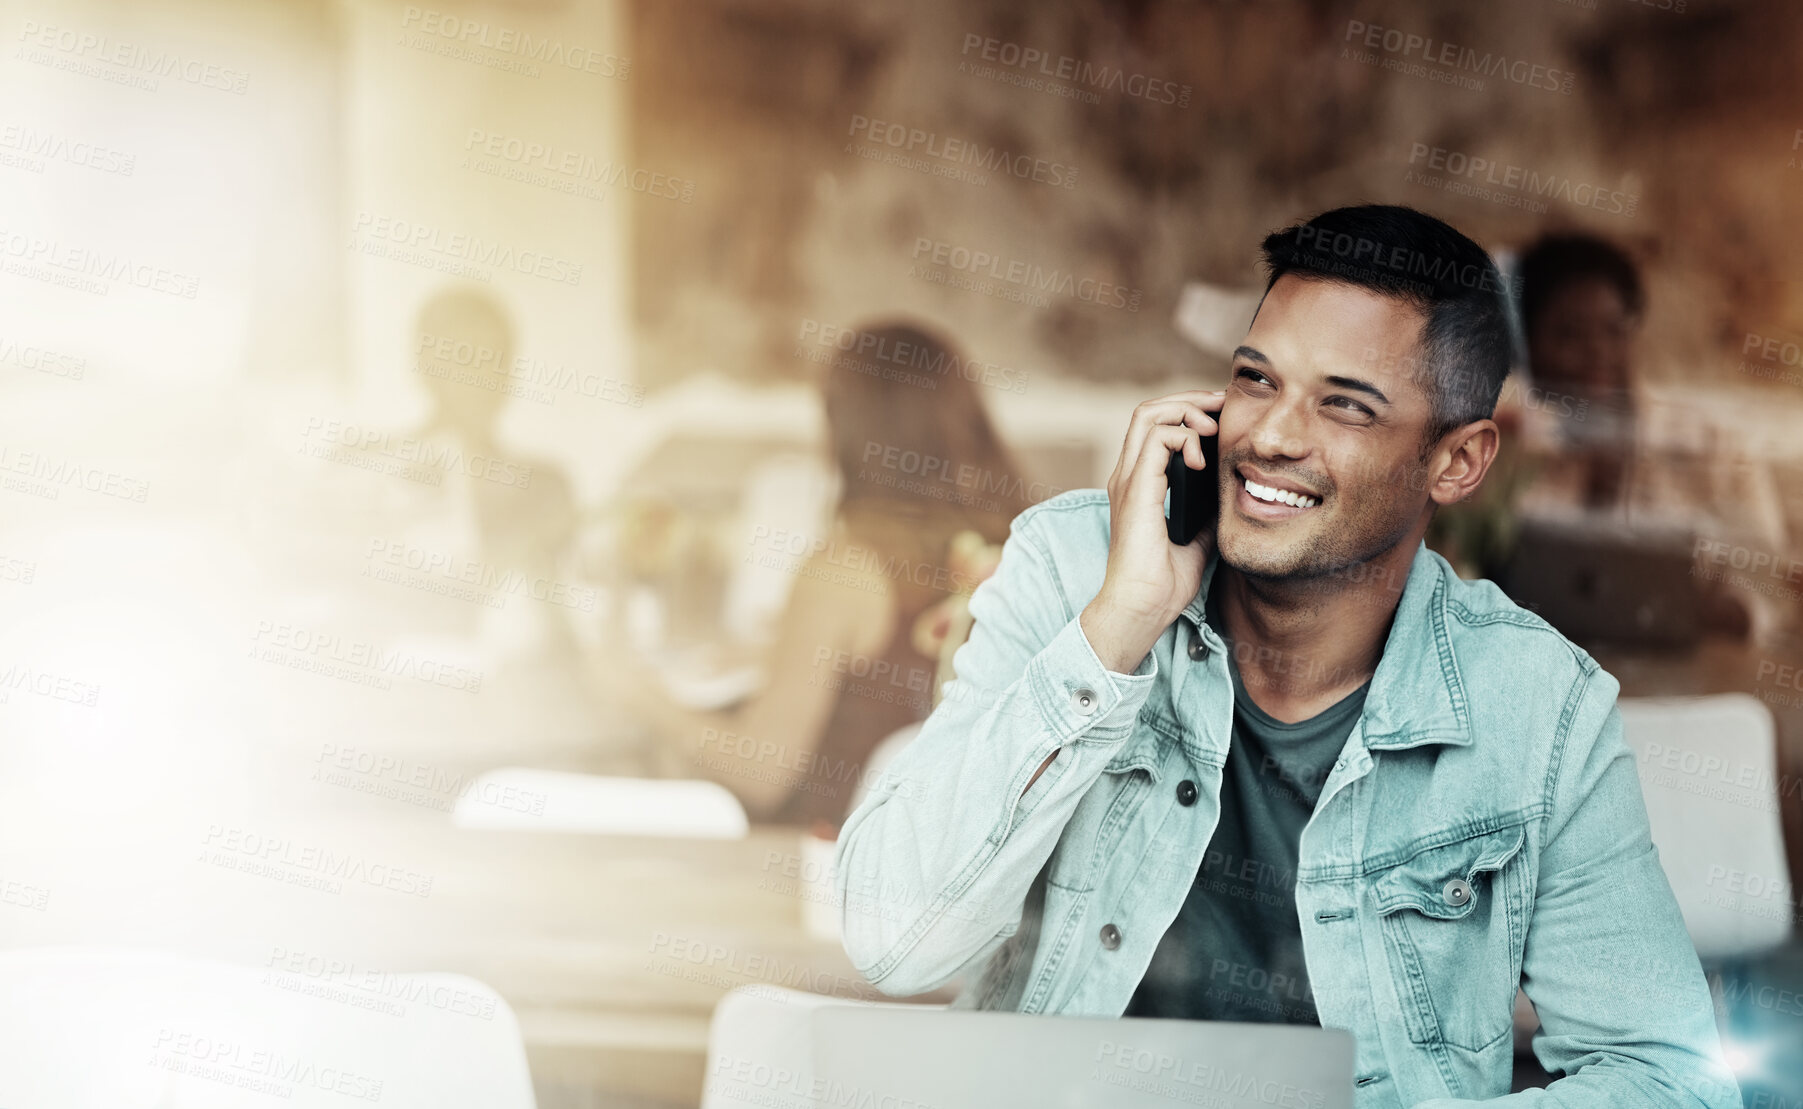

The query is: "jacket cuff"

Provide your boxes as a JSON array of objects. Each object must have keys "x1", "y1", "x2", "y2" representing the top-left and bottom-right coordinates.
[{"x1": 1025, "y1": 612, "x2": 1159, "y2": 743}]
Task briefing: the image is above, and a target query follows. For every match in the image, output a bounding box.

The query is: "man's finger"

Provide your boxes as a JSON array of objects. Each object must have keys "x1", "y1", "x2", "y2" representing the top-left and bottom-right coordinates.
[
  {"x1": 1127, "y1": 424, "x2": 1201, "y2": 507},
  {"x1": 1119, "y1": 399, "x2": 1221, "y2": 482}
]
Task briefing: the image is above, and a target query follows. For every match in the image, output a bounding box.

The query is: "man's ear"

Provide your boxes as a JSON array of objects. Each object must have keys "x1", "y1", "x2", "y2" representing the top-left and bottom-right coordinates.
[{"x1": 1427, "y1": 419, "x2": 1500, "y2": 506}]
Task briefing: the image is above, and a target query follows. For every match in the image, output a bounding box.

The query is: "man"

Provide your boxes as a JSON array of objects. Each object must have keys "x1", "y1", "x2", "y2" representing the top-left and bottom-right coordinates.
[{"x1": 833, "y1": 206, "x2": 1741, "y2": 1107}]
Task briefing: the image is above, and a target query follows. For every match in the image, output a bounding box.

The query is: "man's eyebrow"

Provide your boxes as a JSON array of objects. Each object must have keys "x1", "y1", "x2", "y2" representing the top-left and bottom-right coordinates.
[
  {"x1": 1323, "y1": 375, "x2": 1392, "y2": 407},
  {"x1": 1233, "y1": 346, "x2": 1394, "y2": 408}
]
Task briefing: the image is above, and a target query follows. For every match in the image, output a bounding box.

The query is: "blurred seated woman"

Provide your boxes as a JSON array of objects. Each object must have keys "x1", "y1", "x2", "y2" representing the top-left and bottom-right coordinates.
[
  {"x1": 1426, "y1": 234, "x2": 1642, "y2": 577},
  {"x1": 595, "y1": 321, "x2": 1034, "y2": 830},
  {"x1": 1512, "y1": 232, "x2": 1645, "y2": 513},
  {"x1": 1429, "y1": 234, "x2": 1751, "y2": 637}
]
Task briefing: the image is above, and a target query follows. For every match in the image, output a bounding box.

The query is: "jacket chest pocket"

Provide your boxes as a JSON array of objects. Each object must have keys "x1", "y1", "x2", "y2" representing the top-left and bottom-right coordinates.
[{"x1": 1371, "y1": 823, "x2": 1529, "y2": 1052}]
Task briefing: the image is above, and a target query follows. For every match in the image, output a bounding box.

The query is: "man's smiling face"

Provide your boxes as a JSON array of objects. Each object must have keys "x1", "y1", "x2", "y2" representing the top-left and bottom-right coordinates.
[{"x1": 1213, "y1": 273, "x2": 1441, "y2": 581}]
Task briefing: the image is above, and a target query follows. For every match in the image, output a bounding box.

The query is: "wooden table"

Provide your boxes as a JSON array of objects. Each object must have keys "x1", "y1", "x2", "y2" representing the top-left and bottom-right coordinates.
[{"x1": 0, "y1": 805, "x2": 937, "y2": 1107}]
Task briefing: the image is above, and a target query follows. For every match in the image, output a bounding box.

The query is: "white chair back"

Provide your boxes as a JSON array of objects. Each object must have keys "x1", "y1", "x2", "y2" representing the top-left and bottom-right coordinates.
[
  {"x1": 451, "y1": 767, "x2": 748, "y2": 838},
  {"x1": 0, "y1": 946, "x2": 535, "y2": 1109},
  {"x1": 1620, "y1": 693, "x2": 1792, "y2": 960}
]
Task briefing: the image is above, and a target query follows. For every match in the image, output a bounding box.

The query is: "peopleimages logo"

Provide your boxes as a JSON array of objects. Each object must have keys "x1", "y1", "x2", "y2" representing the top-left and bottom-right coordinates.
[
  {"x1": 795, "y1": 320, "x2": 1029, "y2": 394},
  {"x1": 297, "y1": 417, "x2": 533, "y2": 489},
  {"x1": 15, "y1": 20, "x2": 250, "y2": 94},
  {"x1": 958, "y1": 33, "x2": 1191, "y2": 108},
  {"x1": 264, "y1": 945, "x2": 499, "y2": 1020},
  {"x1": 859, "y1": 439, "x2": 1065, "y2": 506},
  {"x1": 200, "y1": 824, "x2": 435, "y2": 898},
  {"x1": 150, "y1": 1028, "x2": 382, "y2": 1102},
  {"x1": 1406, "y1": 144, "x2": 1637, "y2": 218},
  {"x1": 0, "y1": 335, "x2": 84, "y2": 380},
  {"x1": 1092, "y1": 1039, "x2": 1327, "y2": 1109},
  {"x1": 847, "y1": 114, "x2": 1077, "y2": 189},
  {"x1": 1342, "y1": 19, "x2": 1575, "y2": 95},
  {"x1": 1293, "y1": 223, "x2": 1518, "y2": 298},
  {"x1": 398, "y1": 6, "x2": 630, "y2": 79},
  {"x1": 365, "y1": 537, "x2": 598, "y2": 613},
  {"x1": 910, "y1": 237, "x2": 1140, "y2": 311},
  {"x1": 1740, "y1": 330, "x2": 1803, "y2": 387},
  {"x1": 0, "y1": 663, "x2": 99, "y2": 707},
  {"x1": 349, "y1": 210, "x2": 583, "y2": 287},
  {"x1": 0, "y1": 443, "x2": 149, "y2": 503},
  {"x1": 461, "y1": 129, "x2": 694, "y2": 203},
  {"x1": 0, "y1": 123, "x2": 135, "y2": 176},
  {"x1": 0, "y1": 228, "x2": 199, "y2": 299},
  {"x1": 248, "y1": 620, "x2": 484, "y2": 694},
  {"x1": 747, "y1": 525, "x2": 984, "y2": 595}
]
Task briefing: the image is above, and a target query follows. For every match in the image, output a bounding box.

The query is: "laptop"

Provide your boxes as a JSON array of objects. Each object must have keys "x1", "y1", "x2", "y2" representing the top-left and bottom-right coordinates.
[
  {"x1": 809, "y1": 1006, "x2": 1355, "y2": 1109},
  {"x1": 1499, "y1": 514, "x2": 1702, "y2": 650}
]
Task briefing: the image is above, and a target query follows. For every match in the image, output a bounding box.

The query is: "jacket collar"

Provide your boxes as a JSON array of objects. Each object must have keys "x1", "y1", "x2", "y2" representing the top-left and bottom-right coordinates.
[{"x1": 1182, "y1": 539, "x2": 1474, "y2": 751}]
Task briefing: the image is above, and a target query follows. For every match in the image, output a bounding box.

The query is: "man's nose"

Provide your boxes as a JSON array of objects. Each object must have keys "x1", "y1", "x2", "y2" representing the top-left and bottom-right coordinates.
[{"x1": 1248, "y1": 400, "x2": 1310, "y2": 459}]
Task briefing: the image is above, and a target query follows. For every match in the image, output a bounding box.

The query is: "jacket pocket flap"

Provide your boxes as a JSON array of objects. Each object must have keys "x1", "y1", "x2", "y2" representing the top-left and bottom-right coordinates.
[
  {"x1": 1373, "y1": 824, "x2": 1526, "y2": 921},
  {"x1": 1102, "y1": 717, "x2": 1167, "y2": 780}
]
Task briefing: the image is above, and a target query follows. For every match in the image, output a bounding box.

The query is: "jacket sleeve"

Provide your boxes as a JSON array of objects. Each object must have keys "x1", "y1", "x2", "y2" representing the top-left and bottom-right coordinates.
[
  {"x1": 1413, "y1": 666, "x2": 1745, "y2": 1108},
  {"x1": 831, "y1": 502, "x2": 1160, "y2": 997}
]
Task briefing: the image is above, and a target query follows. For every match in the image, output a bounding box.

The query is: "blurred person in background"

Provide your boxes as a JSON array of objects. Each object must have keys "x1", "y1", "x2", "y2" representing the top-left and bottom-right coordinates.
[
  {"x1": 1512, "y1": 233, "x2": 1644, "y2": 513},
  {"x1": 407, "y1": 288, "x2": 583, "y2": 665},
  {"x1": 1514, "y1": 235, "x2": 1751, "y2": 637},
  {"x1": 263, "y1": 286, "x2": 595, "y2": 768},
  {"x1": 1426, "y1": 234, "x2": 1641, "y2": 579},
  {"x1": 594, "y1": 321, "x2": 1034, "y2": 830}
]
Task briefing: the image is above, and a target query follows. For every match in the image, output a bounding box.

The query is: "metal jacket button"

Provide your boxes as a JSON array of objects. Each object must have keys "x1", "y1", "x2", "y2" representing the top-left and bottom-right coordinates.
[
  {"x1": 1187, "y1": 637, "x2": 1210, "y2": 661},
  {"x1": 1442, "y1": 878, "x2": 1473, "y2": 908},
  {"x1": 1099, "y1": 923, "x2": 1122, "y2": 950},
  {"x1": 1176, "y1": 780, "x2": 1198, "y2": 806},
  {"x1": 1071, "y1": 688, "x2": 1098, "y2": 716}
]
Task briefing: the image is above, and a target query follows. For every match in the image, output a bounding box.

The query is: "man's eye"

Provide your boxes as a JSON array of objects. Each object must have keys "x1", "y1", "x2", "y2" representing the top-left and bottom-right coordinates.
[
  {"x1": 1234, "y1": 367, "x2": 1269, "y2": 386},
  {"x1": 1328, "y1": 397, "x2": 1374, "y2": 417}
]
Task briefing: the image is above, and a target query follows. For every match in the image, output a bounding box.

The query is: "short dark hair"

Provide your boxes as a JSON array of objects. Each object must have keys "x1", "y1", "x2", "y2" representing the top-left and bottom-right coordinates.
[
  {"x1": 1516, "y1": 232, "x2": 1643, "y2": 339},
  {"x1": 1258, "y1": 204, "x2": 1513, "y2": 458}
]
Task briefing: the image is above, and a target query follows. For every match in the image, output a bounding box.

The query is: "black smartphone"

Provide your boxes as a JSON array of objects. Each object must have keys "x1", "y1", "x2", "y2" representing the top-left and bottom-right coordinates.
[{"x1": 1164, "y1": 424, "x2": 1220, "y2": 546}]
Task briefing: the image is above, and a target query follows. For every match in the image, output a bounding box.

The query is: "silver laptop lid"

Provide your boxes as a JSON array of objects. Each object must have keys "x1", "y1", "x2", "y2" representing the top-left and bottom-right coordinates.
[{"x1": 811, "y1": 1007, "x2": 1354, "y2": 1109}]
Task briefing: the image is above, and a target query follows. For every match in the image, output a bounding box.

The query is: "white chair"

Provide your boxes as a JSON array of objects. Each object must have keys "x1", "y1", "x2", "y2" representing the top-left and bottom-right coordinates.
[
  {"x1": 0, "y1": 946, "x2": 535, "y2": 1109},
  {"x1": 450, "y1": 767, "x2": 748, "y2": 838},
  {"x1": 700, "y1": 984, "x2": 945, "y2": 1109},
  {"x1": 1619, "y1": 693, "x2": 1792, "y2": 960},
  {"x1": 1515, "y1": 692, "x2": 1793, "y2": 1053}
]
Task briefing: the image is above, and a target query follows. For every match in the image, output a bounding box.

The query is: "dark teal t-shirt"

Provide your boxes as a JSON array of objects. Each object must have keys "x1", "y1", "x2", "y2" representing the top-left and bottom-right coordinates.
[{"x1": 1124, "y1": 584, "x2": 1371, "y2": 1024}]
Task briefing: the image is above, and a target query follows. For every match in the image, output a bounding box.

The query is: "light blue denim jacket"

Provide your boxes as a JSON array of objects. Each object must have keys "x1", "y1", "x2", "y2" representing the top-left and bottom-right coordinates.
[{"x1": 834, "y1": 488, "x2": 1742, "y2": 1108}]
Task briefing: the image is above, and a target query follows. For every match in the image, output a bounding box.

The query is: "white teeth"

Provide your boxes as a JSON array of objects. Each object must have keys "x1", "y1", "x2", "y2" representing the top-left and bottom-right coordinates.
[{"x1": 1245, "y1": 477, "x2": 1318, "y2": 508}]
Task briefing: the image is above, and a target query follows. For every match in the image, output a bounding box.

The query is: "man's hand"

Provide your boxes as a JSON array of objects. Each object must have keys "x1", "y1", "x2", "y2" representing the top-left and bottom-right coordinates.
[{"x1": 1080, "y1": 389, "x2": 1225, "y2": 675}]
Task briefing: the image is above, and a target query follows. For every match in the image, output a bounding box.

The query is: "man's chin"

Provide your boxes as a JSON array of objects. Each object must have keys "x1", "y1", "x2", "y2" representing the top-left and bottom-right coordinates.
[
  {"x1": 1215, "y1": 529, "x2": 1321, "y2": 581},
  {"x1": 1219, "y1": 510, "x2": 1422, "y2": 587}
]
